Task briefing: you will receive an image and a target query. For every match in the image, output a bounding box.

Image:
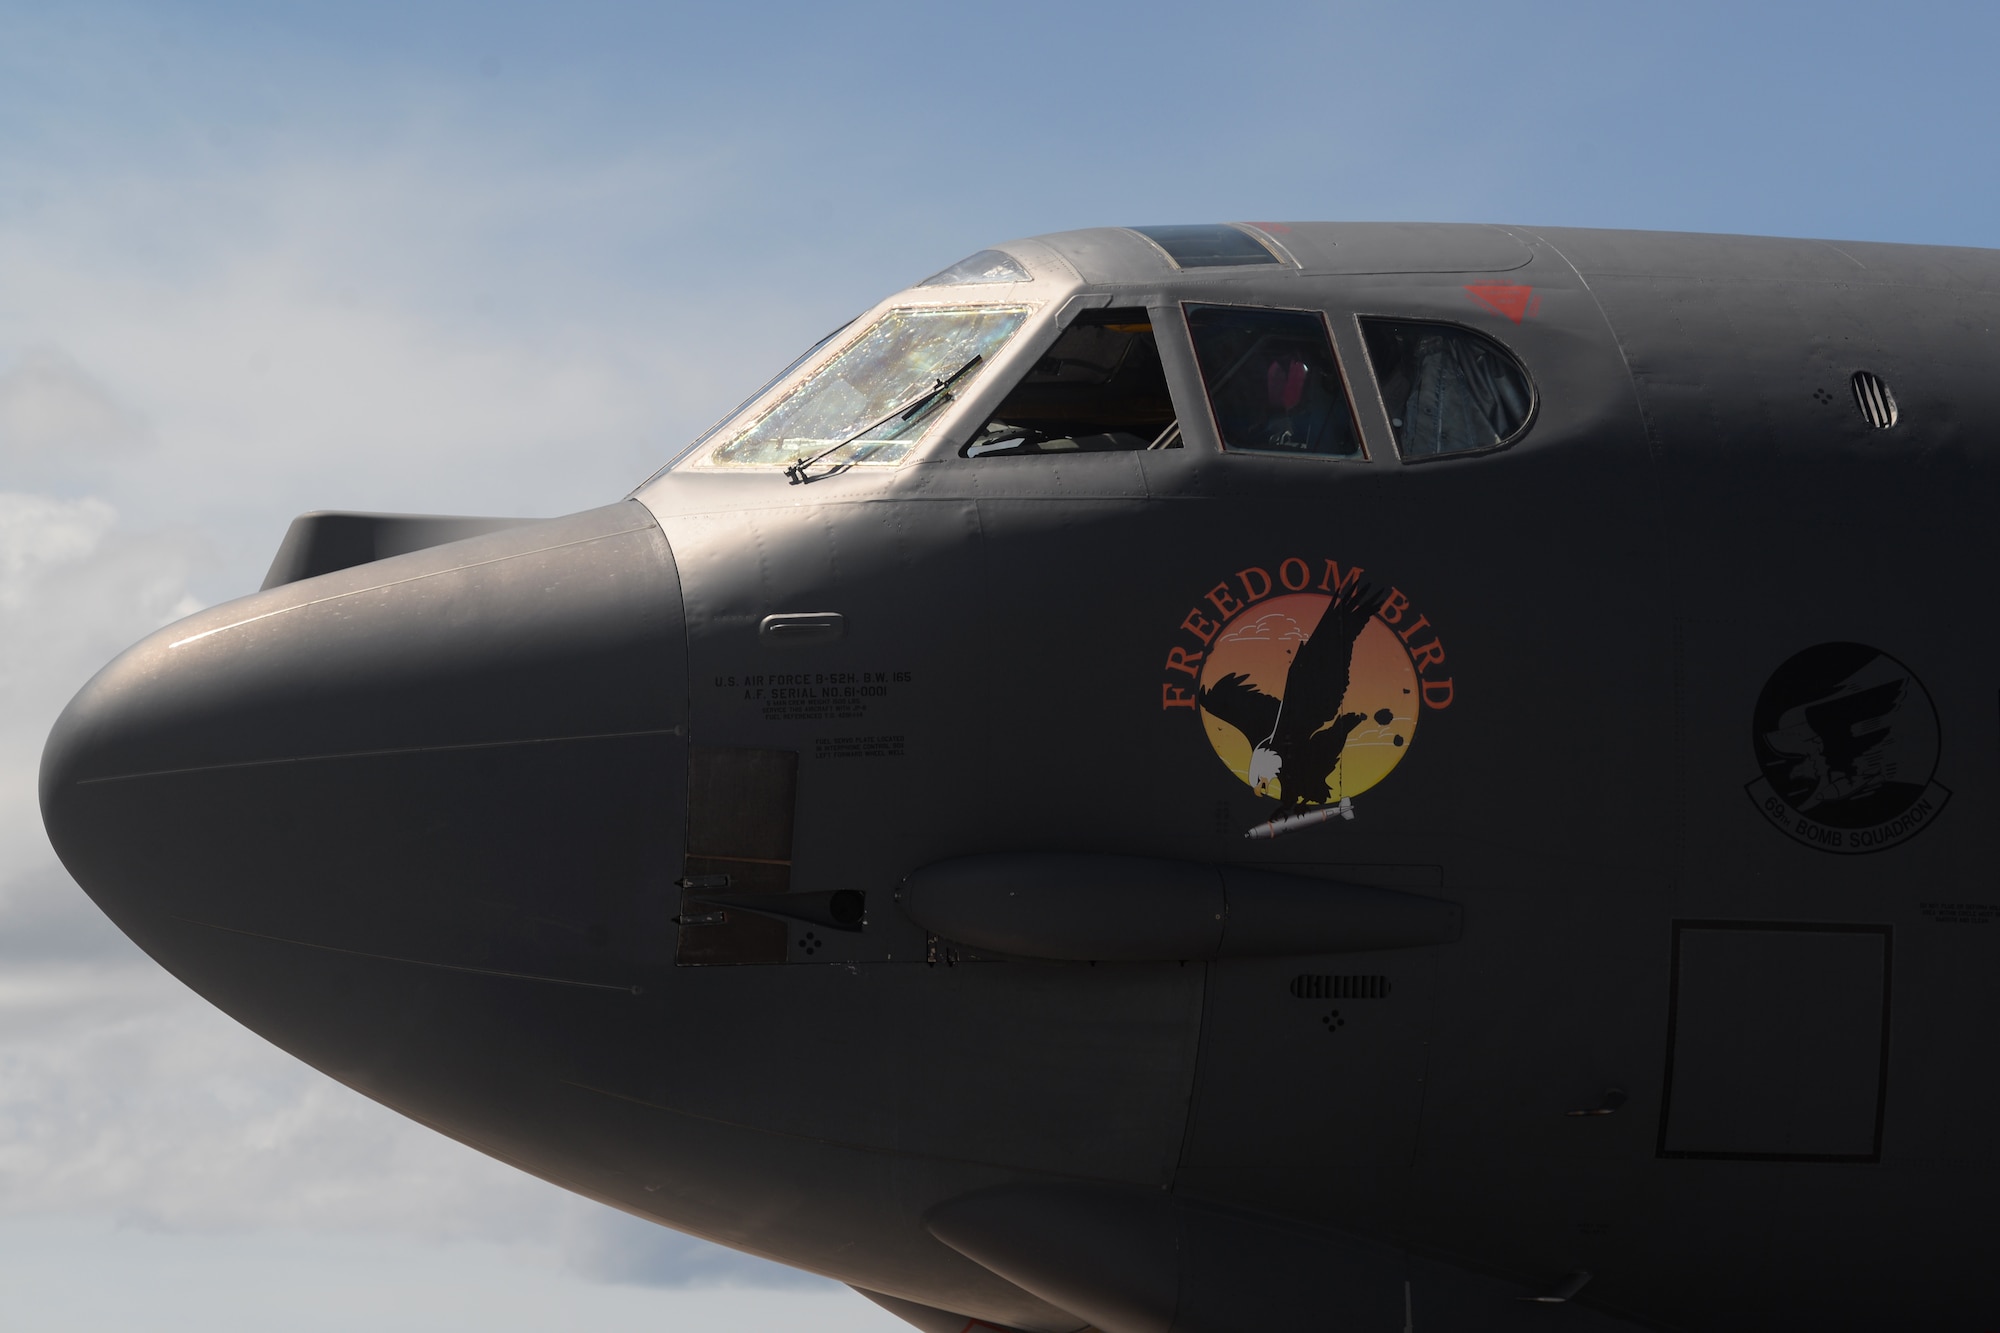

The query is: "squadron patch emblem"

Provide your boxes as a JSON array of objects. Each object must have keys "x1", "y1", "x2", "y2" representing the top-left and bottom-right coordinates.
[
  {"x1": 1162, "y1": 557, "x2": 1451, "y2": 839},
  {"x1": 1746, "y1": 642, "x2": 1948, "y2": 854}
]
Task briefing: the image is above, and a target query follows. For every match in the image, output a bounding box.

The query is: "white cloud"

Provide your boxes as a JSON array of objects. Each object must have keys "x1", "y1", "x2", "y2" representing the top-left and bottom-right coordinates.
[
  {"x1": 0, "y1": 1216, "x2": 884, "y2": 1333},
  {"x1": 0, "y1": 491, "x2": 119, "y2": 599},
  {"x1": 0, "y1": 348, "x2": 145, "y2": 476},
  {"x1": 0, "y1": 960, "x2": 537, "y2": 1234}
]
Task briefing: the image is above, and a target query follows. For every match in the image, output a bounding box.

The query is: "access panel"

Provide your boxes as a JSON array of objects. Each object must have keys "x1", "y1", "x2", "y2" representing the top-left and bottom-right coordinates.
[
  {"x1": 676, "y1": 745, "x2": 798, "y2": 965},
  {"x1": 1658, "y1": 921, "x2": 1891, "y2": 1162}
]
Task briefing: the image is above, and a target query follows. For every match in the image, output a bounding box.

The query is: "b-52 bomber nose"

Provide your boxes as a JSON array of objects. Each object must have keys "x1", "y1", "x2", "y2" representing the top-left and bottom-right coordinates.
[{"x1": 39, "y1": 502, "x2": 689, "y2": 1079}]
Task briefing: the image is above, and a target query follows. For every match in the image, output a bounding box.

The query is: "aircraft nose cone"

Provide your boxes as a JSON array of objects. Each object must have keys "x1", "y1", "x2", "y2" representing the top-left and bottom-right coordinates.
[{"x1": 40, "y1": 502, "x2": 688, "y2": 1003}]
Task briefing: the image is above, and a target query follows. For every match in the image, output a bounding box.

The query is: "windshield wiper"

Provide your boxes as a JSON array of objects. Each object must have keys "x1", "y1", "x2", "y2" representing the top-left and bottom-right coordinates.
[{"x1": 783, "y1": 355, "x2": 983, "y2": 485}]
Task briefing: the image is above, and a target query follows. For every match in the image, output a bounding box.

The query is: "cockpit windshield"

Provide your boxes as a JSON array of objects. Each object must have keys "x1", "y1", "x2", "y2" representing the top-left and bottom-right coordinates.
[{"x1": 701, "y1": 305, "x2": 1031, "y2": 469}]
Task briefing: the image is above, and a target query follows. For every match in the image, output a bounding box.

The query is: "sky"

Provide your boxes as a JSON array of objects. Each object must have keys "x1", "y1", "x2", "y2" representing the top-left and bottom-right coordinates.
[{"x1": 2, "y1": 1, "x2": 1997, "y2": 1329}]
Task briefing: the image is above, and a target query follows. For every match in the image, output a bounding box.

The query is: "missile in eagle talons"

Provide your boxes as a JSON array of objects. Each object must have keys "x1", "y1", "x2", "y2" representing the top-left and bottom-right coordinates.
[{"x1": 1246, "y1": 798, "x2": 1355, "y2": 839}]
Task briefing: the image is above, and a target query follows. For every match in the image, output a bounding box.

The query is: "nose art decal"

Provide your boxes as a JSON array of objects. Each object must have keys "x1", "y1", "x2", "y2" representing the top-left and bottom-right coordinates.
[{"x1": 1162, "y1": 557, "x2": 1452, "y2": 839}]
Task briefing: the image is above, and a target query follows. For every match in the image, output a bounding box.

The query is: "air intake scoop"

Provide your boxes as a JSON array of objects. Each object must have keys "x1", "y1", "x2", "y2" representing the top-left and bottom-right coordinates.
[
  {"x1": 900, "y1": 854, "x2": 1461, "y2": 962},
  {"x1": 262, "y1": 511, "x2": 538, "y2": 589}
]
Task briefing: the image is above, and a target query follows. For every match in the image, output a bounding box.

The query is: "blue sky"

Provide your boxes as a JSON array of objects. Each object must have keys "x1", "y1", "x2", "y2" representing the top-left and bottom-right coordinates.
[{"x1": 1, "y1": 2, "x2": 1995, "y2": 1329}]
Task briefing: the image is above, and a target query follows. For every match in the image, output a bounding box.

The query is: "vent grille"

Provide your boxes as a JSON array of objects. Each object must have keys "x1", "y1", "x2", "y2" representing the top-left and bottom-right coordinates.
[
  {"x1": 1290, "y1": 974, "x2": 1391, "y2": 1000},
  {"x1": 1851, "y1": 371, "x2": 1898, "y2": 429}
]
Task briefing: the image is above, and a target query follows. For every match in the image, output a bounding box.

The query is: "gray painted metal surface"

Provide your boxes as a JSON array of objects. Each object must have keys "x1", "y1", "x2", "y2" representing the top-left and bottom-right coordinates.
[{"x1": 39, "y1": 221, "x2": 2000, "y2": 1330}]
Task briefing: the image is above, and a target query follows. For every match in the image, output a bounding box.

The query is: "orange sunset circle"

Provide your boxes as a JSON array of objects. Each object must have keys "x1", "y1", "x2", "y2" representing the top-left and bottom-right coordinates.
[{"x1": 1196, "y1": 592, "x2": 1420, "y2": 802}]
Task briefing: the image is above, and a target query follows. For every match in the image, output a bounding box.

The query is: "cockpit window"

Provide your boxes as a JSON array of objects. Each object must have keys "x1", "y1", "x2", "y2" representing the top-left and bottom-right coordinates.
[
  {"x1": 1360, "y1": 318, "x2": 1534, "y2": 460},
  {"x1": 1128, "y1": 224, "x2": 1284, "y2": 268},
  {"x1": 649, "y1": 320, "x2": 854, "y2": 481},
  {"x1": 920, "y1": 249, "x2": 1032, "y2": 286},
  {"x1": 1185, "y1": 304, "x2": 1362, "y2": 459},
  {"x1": 962, "y1": 308, "x2": 1180, "y2": 458},
  {"x1": 703, "y1": 305, "x2": 1030, "y2": 469}
]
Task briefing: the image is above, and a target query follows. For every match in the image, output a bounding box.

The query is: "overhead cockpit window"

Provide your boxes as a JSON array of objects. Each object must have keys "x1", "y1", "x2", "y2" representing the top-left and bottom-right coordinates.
[
  {"x1": 1129, "y1": 224, "x2": 1285, "y2": 268},
  {"x1": 920, "y1": 249, "x2": 1033, "y2": 286},
  {"x1": 1360, "y1": 319, "x2": 1534, "y2": 460},
  {"x1": 1185, "y1": 304, "x2": 1363, "y2": 459},
  {"x1": 704, "y1": 305, "x2": 1030, "y2": 469},
  {"x1": 961, "y1": 308, "x2": 1180, "y2": 458}
]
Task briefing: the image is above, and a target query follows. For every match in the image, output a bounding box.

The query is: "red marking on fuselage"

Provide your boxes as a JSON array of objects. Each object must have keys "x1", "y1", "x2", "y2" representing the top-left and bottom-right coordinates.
[
  {"x1": 1465, "y1": 281, "x2": 1539, "y2": 323},
  {"x1": 1246, "y1": 220, "x2": 1293, "y2": 233}
]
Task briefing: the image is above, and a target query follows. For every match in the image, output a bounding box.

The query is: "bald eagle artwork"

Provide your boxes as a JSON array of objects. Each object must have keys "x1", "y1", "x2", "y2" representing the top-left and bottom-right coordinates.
[{"x1": 1197, "y1": 580, "x2": 1387, "y2": 831}]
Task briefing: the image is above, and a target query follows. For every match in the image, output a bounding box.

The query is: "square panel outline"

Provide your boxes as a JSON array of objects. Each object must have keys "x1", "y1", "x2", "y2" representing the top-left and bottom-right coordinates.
[{"x1": 1656, "y1": 919, "x2": 1893, "y2": 1164}]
